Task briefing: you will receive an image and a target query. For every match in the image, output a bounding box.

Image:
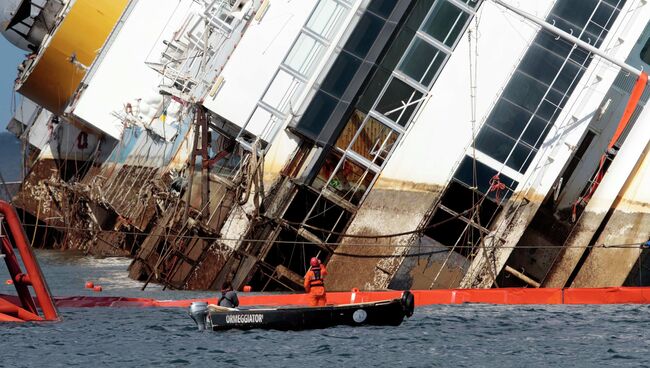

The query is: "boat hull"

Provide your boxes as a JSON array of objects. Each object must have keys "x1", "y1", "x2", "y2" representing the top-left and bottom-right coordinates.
[{"x1": 207, "y1": 291, "x2": 414, "y2": 331}]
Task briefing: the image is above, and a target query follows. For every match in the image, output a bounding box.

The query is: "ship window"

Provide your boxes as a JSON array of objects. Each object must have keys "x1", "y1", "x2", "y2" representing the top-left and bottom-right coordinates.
[
  {"x1": 343, "y1": 11, "x2": 385, "y2": 58},
  {"x1": 351, "y1": 116, "x2": 398, "y2": 165},
  {"x1": 485, "y1": 99, "x2": 532, "y2": 140},
  {"x1": 265, "y1": 229, "x2": 321, "y2": 277},
  {"x1": 321, "y1": 51, "x2": 361, "y2": 98},
  {"x1": 550, "y1": 0, "x2": 599, "y2": 30},
  {"x1": 295, "y1": 90, "x2": 339, "y2": 138},
  {"x1": 518, "y1": 44, "x2": 565, "y2": 88},
  {"x1": 421, "y1": 1, "x2": 469, "y2": 48},
  {"x1": 453, "y1": 155, "x2": 517, "y2": 201},
  {"x1": 440, "y1": 181, "x2": 483, "y2": 218},
  {"x1": 601, "y1": 0, "x2": 626, "y2": 8},
  {"x1": 304, "y1": 197, "x2": 352, "y2": 241},
  {"x1": 406, "y1": 0, "x2": 435, "y2": 31},
  {"x1": 380, "y1": 28, "x2": 416, "y2": 71},
  {"x1": 336, "y1": 112, "x2": 398, "y2": 166},
  {"x1": 460, "y1": 0, "x2": 481, "y2": 8},
  {"x1": 534, "y1": 31, "x2": 572, "y2": 59},
  {"x1": 375, "y1": 77, "x2": 424, "y2": 126},
  {"x1": 506, "y1": 142, "x2": 534, "y2": 173},
  {"x1": 502, "y1": 72, "x2": 548, "y2": 113},
  {"x1": 521, "y1": 116, "x2": 551, "y2": 149},
  {"x1": 399, "y1": 37, "x2": 446, "y2": 86},
  {"x1": 284, "y1": 33, "x2": 327, "y2": 77},
  {"x1": 307, "y1": 0, "x2": 350, "y2": 40},
  {"x1": 335, "y1": 110, "x2": 366, "y2": 150},
  {"x1": 590, "y1": 3, "x2": 617, "y2": 30},
  {"x1": 367, "y1": 0, "x2": 397, "y2": 18},
  {"x1": 357, "y1": 68, "x2": 391, "y2": 114},
  {"x1": 313, "y1": 150, "x2": 342, "y2": 191},
  {"x1": 313, "y1": 154, "x2": 376, "y2": 205},
  {"x1": 424, "y1": 209, "x2": 468, "y2": 250},
  {"x1": 641, "y1": 37, "x2": 650, "y2": 65},
  {"x1": 474, "y1": 126, "x2": 515, "y2": 163},
  {"x1": 552, "y1": 62, "x2": 582, "y2": 94},
  {"x1": 536, "y1": 99, "x2": 561, "y2": 122},
  {"x1": 441, "y1": 181, "x2": 500, "y2": 228},
  {"x1": 283, "y1": 186, "x2": 320, "y2": 224},
  {"x1": 262, "y1": 69, "x2": 306, "y2": 112}
]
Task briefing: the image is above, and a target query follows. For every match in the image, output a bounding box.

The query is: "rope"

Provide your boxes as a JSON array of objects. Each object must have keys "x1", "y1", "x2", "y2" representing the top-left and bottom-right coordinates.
[{"x1": 16, "y1": 221, "x2": 648, "y2": 250}]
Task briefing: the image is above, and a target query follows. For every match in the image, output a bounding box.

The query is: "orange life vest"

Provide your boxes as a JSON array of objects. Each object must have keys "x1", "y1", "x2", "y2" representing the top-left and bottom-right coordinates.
[{"x1": 308, "y1": 266, "x2": 325, "y2": 287}]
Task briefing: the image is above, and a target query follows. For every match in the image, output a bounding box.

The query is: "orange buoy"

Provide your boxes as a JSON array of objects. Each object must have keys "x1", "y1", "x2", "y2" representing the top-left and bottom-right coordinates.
[
  {"x1": 5, "y1": 279, "x2": 13, "y2": 285},
  {"x1": 243, "y1": 285, "x2": 252, "y2": 292},
  {"x1": 93, "y1": 285, "x2": 102, "y2": 292},
  {"x1": 85, "y1": 281, "x2": 94, "y2": 289}
]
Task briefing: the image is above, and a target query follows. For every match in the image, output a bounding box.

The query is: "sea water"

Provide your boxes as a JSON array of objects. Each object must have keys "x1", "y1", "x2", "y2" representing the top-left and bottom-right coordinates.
[{"x1": 1, "y1": 250, "x2": 648, "y2": 367}]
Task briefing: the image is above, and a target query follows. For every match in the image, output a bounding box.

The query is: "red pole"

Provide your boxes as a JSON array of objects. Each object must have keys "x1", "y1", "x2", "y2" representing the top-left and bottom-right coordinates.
[
  {"x1": 2, "y1": 236, "x2": 38, "y2": 314},
  {"x1": 0, "y1": 201, "x2": 59, "y2": 320}
]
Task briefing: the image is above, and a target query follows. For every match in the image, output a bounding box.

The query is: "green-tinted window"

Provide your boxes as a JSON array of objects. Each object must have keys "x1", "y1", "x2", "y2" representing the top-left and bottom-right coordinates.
[
  {"x1": 421, "y1": 1, "x2": 469, "y2": 47},
  {"x1": 399, "y1": 37, "x2": 446, "y2": 86}
]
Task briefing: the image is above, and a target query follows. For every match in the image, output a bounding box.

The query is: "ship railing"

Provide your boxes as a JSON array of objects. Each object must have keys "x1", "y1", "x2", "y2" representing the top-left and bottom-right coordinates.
[{"x1": 153, "y1": 0, "x2": 246, "y2": 99}]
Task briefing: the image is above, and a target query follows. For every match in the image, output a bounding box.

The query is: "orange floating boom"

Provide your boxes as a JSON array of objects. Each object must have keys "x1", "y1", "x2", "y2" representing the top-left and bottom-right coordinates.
[{"x1": 5, "y1": 286, "x2": 650, "y2": 310}]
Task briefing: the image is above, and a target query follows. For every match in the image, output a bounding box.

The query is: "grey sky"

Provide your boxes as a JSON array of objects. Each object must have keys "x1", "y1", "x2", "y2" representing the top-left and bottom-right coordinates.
[{"x1": 0, "y1": 36, "x2": 24, "y2": 130}]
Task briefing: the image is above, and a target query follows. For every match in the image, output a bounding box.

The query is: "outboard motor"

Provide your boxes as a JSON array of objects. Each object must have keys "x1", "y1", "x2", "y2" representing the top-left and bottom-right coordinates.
[
  {"x1": 401, "y1": 291, "x2": 415, "y2": 317},
  {"x1": 189, "y1": 302, "x2": 209, "y2": 331}
]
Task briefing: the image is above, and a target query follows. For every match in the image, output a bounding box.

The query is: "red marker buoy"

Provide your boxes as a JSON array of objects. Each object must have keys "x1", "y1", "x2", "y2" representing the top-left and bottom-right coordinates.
[
  {"x1": 93, "y1": 285, "x2": 102, "y2": 292},
  {"x1": 243, "y1": 285, "x2": 252, "y2": 292},
  {"x1": 5, "y1": 279, "x2": 13, "y2": 285},
  {"x1": 85, "y1": 281, "x2": 94, "y2": 289}
]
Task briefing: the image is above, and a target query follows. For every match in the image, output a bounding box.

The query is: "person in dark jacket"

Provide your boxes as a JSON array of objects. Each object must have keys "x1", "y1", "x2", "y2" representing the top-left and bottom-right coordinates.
[{"x1": 218, "y1": 281, "x2": 239, "y2": 308}]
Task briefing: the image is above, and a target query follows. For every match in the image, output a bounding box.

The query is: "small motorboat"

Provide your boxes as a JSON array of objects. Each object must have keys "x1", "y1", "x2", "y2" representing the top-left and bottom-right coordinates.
[{"x1": 189, "y1": 291, "x2": 415, "y2": 331}]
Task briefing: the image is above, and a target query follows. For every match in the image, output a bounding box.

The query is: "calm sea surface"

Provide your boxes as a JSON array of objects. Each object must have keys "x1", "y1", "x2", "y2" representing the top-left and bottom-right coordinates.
[{"x1": 1, "y1": 249, "x2": 649, "y2": 367}]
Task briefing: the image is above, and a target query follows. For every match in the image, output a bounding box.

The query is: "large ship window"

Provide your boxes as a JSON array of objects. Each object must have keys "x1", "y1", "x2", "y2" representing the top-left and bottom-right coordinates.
[
  {"x1": 463, "y1": 0, "x2": 623, "y2": 175},
  {"x1": 312, "y1": 152, "x2": 376, "y2": 206},
  {"x1": 350, "y1": 116, "x2": 398, "y2": 165},
  {"x1": 375, "y1": 77, "x2": 424, "y2": 126},
  {"x1": 307, "y1": 0, "x2": 351, "y2": 40},
  {"x1": 421, "y1": 1, "x2": 469, "y2": 48},
  {"x1": 320, "y1": 51, "x2": 362, "y2": 98},
  {"x1": 343, "y1": 11, "x2": 385, "y2": 58},
  {"x1": 295, "y1": 91, "x2": 338, "y2": 137},
  {"x1": 399, "y1": 37, "x2": 447, "y2": 86}
]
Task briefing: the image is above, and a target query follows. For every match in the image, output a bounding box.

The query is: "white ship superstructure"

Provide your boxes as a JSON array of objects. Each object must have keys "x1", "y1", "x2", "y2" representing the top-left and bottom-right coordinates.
[{"x1": 2, "y1": 0, "x2": 650, "y2": 291}]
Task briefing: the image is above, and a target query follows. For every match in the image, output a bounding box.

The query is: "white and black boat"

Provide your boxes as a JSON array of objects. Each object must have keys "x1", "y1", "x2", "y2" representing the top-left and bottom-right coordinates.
[{"x1": 189, "y1": 291, "x2": 415, "y2": 331}]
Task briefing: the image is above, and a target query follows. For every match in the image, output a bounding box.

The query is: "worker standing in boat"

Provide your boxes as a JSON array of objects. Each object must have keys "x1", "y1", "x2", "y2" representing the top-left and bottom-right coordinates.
[
  {"x1": 304, "y1": 257, "x2": 328, "y2": 306},
  {"x1": 218, "y1": 281, "x2": 239, "y2": 308}
]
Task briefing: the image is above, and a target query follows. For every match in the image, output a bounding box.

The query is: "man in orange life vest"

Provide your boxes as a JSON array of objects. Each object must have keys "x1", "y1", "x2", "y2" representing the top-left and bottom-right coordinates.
[{"x1": 304, "y1": 257, "x2": 328, "y2": 306}]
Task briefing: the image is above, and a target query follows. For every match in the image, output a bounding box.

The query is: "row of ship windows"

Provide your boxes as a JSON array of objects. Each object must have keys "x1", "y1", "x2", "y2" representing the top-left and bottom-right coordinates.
[
  {"x1": 423, "y1": 0, "x2": 626, "y2": 257},
  {"x1": 306, "y1": 0, "x2": 481, "y2": 208},
  {"x1": 472, "y1": 0, "x2": 624, "y2": 174}
]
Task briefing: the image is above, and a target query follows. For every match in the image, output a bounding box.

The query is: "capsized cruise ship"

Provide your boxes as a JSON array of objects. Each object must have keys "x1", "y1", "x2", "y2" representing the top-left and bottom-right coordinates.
[{"x1": 2, "y1": 0, "x2": 650, "y2": 291}]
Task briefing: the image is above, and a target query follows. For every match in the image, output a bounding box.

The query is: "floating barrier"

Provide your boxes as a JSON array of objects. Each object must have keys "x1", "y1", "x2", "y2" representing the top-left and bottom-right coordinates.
[{"x1": 3, "y1": 287, "x2": 650, "y2": 310}]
